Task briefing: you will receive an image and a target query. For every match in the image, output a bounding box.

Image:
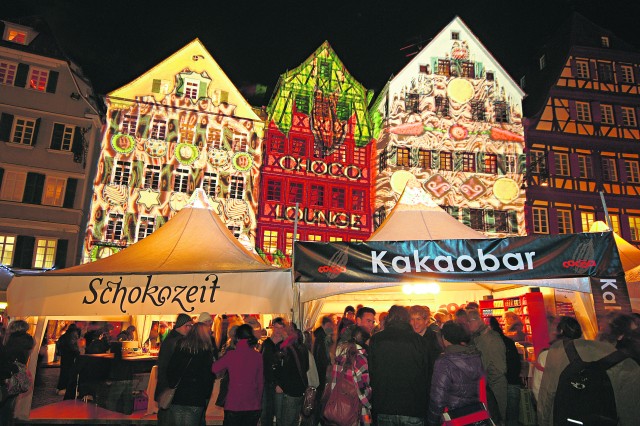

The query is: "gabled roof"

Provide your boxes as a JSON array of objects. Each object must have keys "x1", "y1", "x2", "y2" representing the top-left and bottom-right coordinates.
[{"x1": 368, "y1": 179, "x2": 486, "y2": 241}]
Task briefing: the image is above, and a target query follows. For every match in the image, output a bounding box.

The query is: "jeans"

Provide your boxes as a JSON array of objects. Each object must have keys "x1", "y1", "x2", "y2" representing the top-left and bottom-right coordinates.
[
  {"x1": 505, "y1": 384, "x2": 521, "y2": 426},
  {"x1": 275, "y1": 393, "x2": 303, "y2": 426},
  {"x1": 261, "y1": 382, "x2": 276, "y2": 426},
  {"x1": 159, "y1": 404, "x2": 205, "y2": 426},
  {"x1": 223, "y1": 409, "x2": 261, "y2": 426},
  {"x1": 377, "y1": 414, "x2": 425, "y2": 426}
]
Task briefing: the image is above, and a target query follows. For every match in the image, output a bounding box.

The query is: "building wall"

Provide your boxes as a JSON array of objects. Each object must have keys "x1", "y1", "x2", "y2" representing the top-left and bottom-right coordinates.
[
  {"x1": 371, "y1": 18, "x2": 527, "y2": 237},
  {"x1": 0, "y1": 20, "x2": 102, "y2": 270}
]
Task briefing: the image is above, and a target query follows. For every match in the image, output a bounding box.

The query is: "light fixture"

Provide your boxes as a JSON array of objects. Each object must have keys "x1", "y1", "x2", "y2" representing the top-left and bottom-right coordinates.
[
  {"x1": 70, "y1": 92, "x2": 81, "y2": 101},
  {"x1": 0, "y1": 302, "x2": 7, "y2": 310}
]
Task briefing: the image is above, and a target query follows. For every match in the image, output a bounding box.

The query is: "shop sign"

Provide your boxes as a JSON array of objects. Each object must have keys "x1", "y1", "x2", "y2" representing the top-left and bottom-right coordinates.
[
  {"x1": 273, "y1": 204, "x2": 363, "y2": 230},
  {"x1": 277, "y1": 155, "x2": 363, "y2": 181}
]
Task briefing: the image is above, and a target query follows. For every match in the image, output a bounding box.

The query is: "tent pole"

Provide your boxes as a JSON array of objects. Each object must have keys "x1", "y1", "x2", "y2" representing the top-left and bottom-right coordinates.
[
  {"x1": 15, "y1": 316, "x2": 47, "y2": 420},
  {"x1": 292, "y1": 203, "x2": 301, "y2": 326},
  {"x1": 599, "y1": 191, "x2": 613, "y2": 231}
]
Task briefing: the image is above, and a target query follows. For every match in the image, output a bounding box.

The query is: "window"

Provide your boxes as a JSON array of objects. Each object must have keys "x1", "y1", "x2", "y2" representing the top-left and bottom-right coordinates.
[
  {"x1": 451, "y1": 31, "x2": 460, "y2": 40},
  {"x1": 575, "y1": 101, "x2": 591, "y2": 122},
  {"x1": 295, "y1": 94, "x2": 310, "y2": 112},
  {"x1": 113, "y1": 161, "x2": 131, "y2": 185},
  {"x1": 575, "y1": 60, "x2": 590, "y2": 79},
  {"x1": 598, "y1": 62, "x2": 614, "y2": 83},
  {"x1": 581, "y1": 211, "x2": 595, "y2": 232},
  {"x1": 307, "y1": 234, "x2": 322, "y2": 242},
  {"x1": 233, "y1": 133, "x2": 248, "y2": 152},
  {"x1": 179, "y1": 118, "x2": 195, "y2": 143},
  {"x1": 378, "y1": 149, "x2": 388, "y2": 172},
  {"x1": 262, "y1": 230, "x2": 278, "y2": 254},
  {"x1": 285, "y1": 232, "x2": 300, "y2": 256},
  {"x1": 610, "y1": 214, "x2": 621, "y2": 235},
  {"x1": 486, "y1": 72, "x2": 494, "y2": 81},
  {"x1": 532, "y1": 207, "x2": 549, "y2": 234},
  {"x1": 418, "y1": 149, "x2": 431, "y2": 169},
  {"x1": 28, "y1": 68, "x2": 48, "y2": 91},
  {"x1": 557, "y1": 210, "x2": 573, "y2": 234},
  {"x1": 494, "y1": 102, "x2": 509, "y2": 123},
  {"x1": 555, "y1": 153, "x2": 570, "y2": 176},
  {"x1": 6, "y1": 28, "x2": 27, "y2": 44},
  {"x1": 437, "y1": 59, "x2": 451, "y2": 76},
  {"x1": 332, "y1": 187, "x2": 346, "y2": 209},
  {"x1": 270, "y1": 136, "x2": 285, "y2": 153},
  {"x1": 469, "y1": 209, "x2": 485, "y2": 231},
  {"x1": 33, "y1": 238, "x2": 56, "y2": 269},
  {"x1": 373, "y1": 206, "x2": 387, "y2": 229},
  {"x1": 352, "y1": 190, "x2": 365, "y2": 211},
  {"x1": 229, "y1": 176, "x2": 244, "y2": 199},
  {"x1": 10, "y1": 117, "x2": 37, "y2": 145},
  {"x1": 42, "y1": 176, "x2": 66, "y2": 206},
  {"x1": 266, "y1": 180, "x2": 282, "y2": 202},
  {"x1": 471, "y1": 100, "x2": 485, "y2": 121},
  {"x1": 462, "y1": 152, "x2": 475, "y2": 172},
  {"x1": 601, "y1": 105, "x2": 615, "y2": 125},
  {"x1": 621, "y1": 65, "x2": 634, "y2": 83},
  {"x1": 539, "y1": 55, "x2": 546, "y2": 70},
  {"x1": 484, "y1": 154, "x2": 497, "y2": 174},
  {"x1": 106, "y1": 213, "x2": 124, "y2": 241},
  {"x1": 629, "y1": 217, "x2": 640, "y2": 241},
  {"x1": 461, "y1": 62, "x2": 475, "y2": 78},
  {"x1": 419, "y1": 65, "x2": 429, "y2": 74},
  {"x1": 137, "y1": 216, "x2": 155, "y2": 241},
  {"x1": 621, "y1": 107, "x2": 637, "y2": 127},
  {"x1": 228, "y1": 225, "x2": 242, "y2": 239},
  {"x1": 601, "y1": 157, "x2": 618, "y2": 181},
  {"x1": 530, "y1": 151, "x2": 547, "y2": 173},
  {"x1": 144, "y1": 165, "x2": 161, "y2": 190},
  {"x1": 203, "y1": 172, "x2": 218, "y2": 197},
  {"x1": 435, "y1": 95, "x2": 449, "y2": 116},
  {"x1": 397, "y1": 147, "x2": 411, "y2": 167},
  {"x1": 0, "y1": 170, "x2": 26, "y2": 201},
  {"x1": 173, "y1": 167, "x2": 190, "y2": 192},
  {"x1": 291, "y1": 138, "x2": 307, "y2": 157},
  {"x1": 504, "y1": 155, "x2": 518, "y2": 174},
  {"x1": 319, "y1": 60, "x2": 332, "y2": 79},
  {"x1": 578, "y1": 155, "x2": 593, "y2": 178},
  {"x1": 310, "y1": 184, "x2": 324, "y2": 206},
  {"x1": 440, "y1": 152, "x2": 453, "y2": 171},
  {"x1": 150, "y1": 119, "x2": 167, "y2": 140},
  {"x1": 405, "y1": 93, "x2": 420, "y2": 113},
  {"x1": 0, "y1": 234, "x2": 16, "y2": 266},
  {"x1": 495, "y1": 211, "x2": 510, "y2": 233},
  {"x1": 625, "y1": 160, "x2": 640, "y2": 183},
  {"x1": 289, "y1": 182, "x2": 304, "y2": 203},
  {"x1": 121, "y1": 114, "x2": 137, "y2": 136},
  {"x1": 601, "y1": 36, "x2": 610, "y2": 48},
  {"x1": 208, "y1": 128, "x2": 221, "y2": 148},
  {"x1": 329, "y1": 236, "x2": 343, "y2": 242},
  {"x1": 0, "y1": 61, "x2": 17, "y2": 85},
  {"x1": 50, "y1": 124, "x2": 75, "y2": 151},
  {"x1": 353, "y1": 147, "x2": 366, "y2": 165},
  {"x1": 184, "y1": 80, "x2": 199, "y2": 100}
]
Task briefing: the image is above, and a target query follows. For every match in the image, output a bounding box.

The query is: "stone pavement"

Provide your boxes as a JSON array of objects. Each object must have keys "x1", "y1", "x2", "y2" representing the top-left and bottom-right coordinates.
[{"x1": 32, "y1": 364, "x2": 64, "y2": 409}]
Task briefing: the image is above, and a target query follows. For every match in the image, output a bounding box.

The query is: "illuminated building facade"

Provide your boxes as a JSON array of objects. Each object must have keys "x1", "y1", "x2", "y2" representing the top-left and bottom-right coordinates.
[
  {"x1": 256, "y1": 42, "x2": 374, "y2": 264},
  {"x1": 371, "y1": 17, "x2": 527, "y2": 237},
  {"x1": 0, "y1": 18, "x2": 102, "y2": 271},
  {"x1": 523, "y1": 14, "x2": 640, "y2": 244},
  {"x1": 82, "y1": 39, "x2": 264, "y2": 262}
]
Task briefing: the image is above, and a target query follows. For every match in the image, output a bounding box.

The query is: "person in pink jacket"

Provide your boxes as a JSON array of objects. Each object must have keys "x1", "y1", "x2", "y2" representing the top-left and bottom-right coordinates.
[{"x1": 212, "y1": 323, "x2": 264, "y2": 426}]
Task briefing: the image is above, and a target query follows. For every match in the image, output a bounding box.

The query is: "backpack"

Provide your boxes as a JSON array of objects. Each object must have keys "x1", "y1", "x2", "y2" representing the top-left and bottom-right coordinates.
[
  {"x1": 322, "y1": 365, "x2": 360, "y2": 426},
  {"x1": 553, "y1": 339, "x2": 627, "y2": 426},
  {"x1": 6, "y1": 361, "x2": 32, "y2": 396}
]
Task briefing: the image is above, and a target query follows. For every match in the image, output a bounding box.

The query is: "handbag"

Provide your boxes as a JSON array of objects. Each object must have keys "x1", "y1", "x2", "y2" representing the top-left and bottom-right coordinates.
[
  {"x1": 442, "y1": 402, "x2": 494, "y2": 426},
  {"x1": 322, "y1": 365, "x2": 360, "y2": 426},
  {"x1": 158, "y1": 357, "x2": 192, "y2": 410},
  {"x1": 290, "y1": 346, "x2": 316, "y2": 418},
  {"x1": 5, "y1": 361, "x2": 32, "y2": 396}
]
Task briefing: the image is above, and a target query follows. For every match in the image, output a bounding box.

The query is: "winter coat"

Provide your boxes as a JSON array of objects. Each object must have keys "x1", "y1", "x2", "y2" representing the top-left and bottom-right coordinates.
[
  {"x1": 312, "y1": 326, "x2": 331, "y2": 387},
  {"x1": 274, "y1": 337, "x2": 309, "y2": 397},
  {"x1": 427, "y1": 344, "x2": 485, "y2": 426},
  {"x1": 369, "y1": 321, "x2": 431, "y2": 418},
  {"x1": 167, "y1": 347, "x2": 215, "y2": 408},
  {"x1": 154, "y1": 329, "x2": 183, "y2": 401},
  {"x1": 471, "y1": 324, "x2": 507, "y2": 420},
  {"x1": 212, "y1": 339, "x2": 263, "y2": 411}
]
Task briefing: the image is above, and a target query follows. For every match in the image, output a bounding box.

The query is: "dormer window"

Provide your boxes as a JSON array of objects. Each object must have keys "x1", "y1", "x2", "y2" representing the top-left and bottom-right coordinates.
[
  {"x1": 601, "y1": 36, "x2": 610, "y2": 48},
  {"x1": 3, "y1": 23, "x2": 35, "y2": 45},
  {"x1": 6, "y1": 28, "x2": 27, "y2": 45},
  {"x1": 451, "y1": 31, "x2": 460, "y2": 40}
]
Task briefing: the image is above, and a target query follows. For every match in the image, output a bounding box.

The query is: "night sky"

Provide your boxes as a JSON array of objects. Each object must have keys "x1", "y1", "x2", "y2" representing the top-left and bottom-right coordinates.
[{"x1": 3, "y1": 0, "x2": 640, "y2": 105}]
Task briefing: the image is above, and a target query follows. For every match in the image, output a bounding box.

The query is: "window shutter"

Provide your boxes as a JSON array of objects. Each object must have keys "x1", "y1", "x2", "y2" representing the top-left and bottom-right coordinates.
[
  {"x1": 591, "y1": 101, "x2": 601, "y2": 123},
  {"x1": 614, "y1": 105, "x2": 624, "y2": 125},
  {"x1": 14, "y1": 63, "x2": 29, "y2": 88},
  {"x1": 72, "y1": 126, "x2": 83, "y2": 158},
  {"x1": 151, "y1": 79, "x2": 161, "y2": 93},
  {"x1": 124, "y1": 213, "x2": 136, "y2": 242},
  {"x1": 54, "y1": 239, "x2": 68, "y2": 269},
  {"x1": 568, "y1": 100, "x2": 577, "y2": 121},
  {"x1": 0, "y1": 167, "x2": 3, "y2": 189},
  {"x1": 497, "y1": 154, "x2": 506, "y2": 175},
  {"x1": 620, "y1": 213, "x2": 632, "y2": 241},
  {"x1": 573, "y1": 210, "x2": 584, "y2": 233},
  {"x1": 614, "y1": 63, "x2": 623, "y2": 85},
  {"x1": 588, "y1": 61, "x2": 597, "y2": 80},
  {"x1": 32, "y1": 118, "x2": 41, "y2": 146},
  {"x1": 63, "y1": 178, "x2": 77, "y2": 208},
  {"x1": 461, "y1": 208, "x2": 471, "y2": 227},
  {"x1": 476, "y1": 152, "x2": 485, "y2": 173},
  {"x1": 569, "y1": 153, "x2": 580, "y2": 178},
  {"x1": 160, "y1": 165, "x2": 172, "y2": 191},
  {"x1": 23, "y1": 172, "x2": 45, "y2": 204},
  {"x1": 447, "y1": 206, "x2": 459, "y2": 221},
  {"x1": 546, "y1": 151, "x2": 556, "y2": 176},
  {"x1": 570, "y1": 58, "x2": 577, "y2": 77},
  {"x1": 13, "y1": 236, "x2": 35, "y2": 269},
  {"x1": 548, "y1": 207, "x2": 559, "y2": 234},
  {"x1": 485, "y1": 209, "x2": 495, "y2": 233},
  {"x1": 508, "y1": 210, "x2": 518, "y2": 234},
  {"x1": 50, "y1": 123, "x2": 64, "y2": 150},
  {"x1": 524, "y1": 206, "x2": 533, "y2": 234},
  {"x1": 46, "y1": 71, "x2": 59, "y2": 93},
  {"x1": 129, "y1": 161, "x2": 144, "y2": 188},
  {"x1": 453, "y1": 152, "x2": 463, "y2": 172},
  {"x1": 618, "y1": 158, "x2": 628, "y2": 183},
  {"x1": 198, "y1": 81, "x2": 207, "y2": 100},
  {"x1": 0, "y1": 113, "x2": 14, "y2": 141},
  {"x1": 101, "y1": 156, "x2": 114, "y2": 184},
  {"x1": 137, "y1": 115, "x2": 150, "y2": 139}
]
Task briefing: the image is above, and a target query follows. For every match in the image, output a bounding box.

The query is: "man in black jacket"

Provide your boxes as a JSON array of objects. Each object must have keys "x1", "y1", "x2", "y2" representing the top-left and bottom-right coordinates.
[
  {"x1": 369, "y1": 305, "x2": 431, "y2": 425},
  {"x1": 260, "y1": 317, "x2": 287, "y2": 426}
]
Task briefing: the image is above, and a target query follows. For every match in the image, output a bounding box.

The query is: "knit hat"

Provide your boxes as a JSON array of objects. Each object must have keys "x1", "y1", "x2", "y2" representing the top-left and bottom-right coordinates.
[
  {"x1": 197, "y1": 312, "x2": 213, "y2": 324},
  {"x1": 175, "y1": 314, "x2": 192, "y2": 329}
]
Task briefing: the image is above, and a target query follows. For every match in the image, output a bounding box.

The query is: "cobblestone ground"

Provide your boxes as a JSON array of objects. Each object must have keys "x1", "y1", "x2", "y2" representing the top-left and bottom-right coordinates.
[{"x1": 32, "y1": 365, "x2": 64, "y2": 409}]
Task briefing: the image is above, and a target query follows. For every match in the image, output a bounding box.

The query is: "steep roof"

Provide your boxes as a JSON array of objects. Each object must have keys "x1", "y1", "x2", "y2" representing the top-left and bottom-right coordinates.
[{"x1": 0, "y1": 17, "x2": 68, "y2": 60}]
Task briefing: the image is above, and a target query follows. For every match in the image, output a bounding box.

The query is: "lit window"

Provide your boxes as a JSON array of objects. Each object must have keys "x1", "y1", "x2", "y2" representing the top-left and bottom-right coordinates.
[
  {"x1": 266, "y1": 180, "x2": 282, "y2": 202},
  {"x1": 121, "y1": 114, "x2": 137, "y2": 136},
  {"x1": 600, "y1": 105, "x2": 615, "y2": 125},
  {"x1": 581, "y1": 211, "x2": 595, "y2": 232},
  {"x1": 289, "y1": 182, "x2": 304, "y2": 203},
  {"x1": 229, "y1": 175, "x2": 244, "y2": 199},
  {"x1": 184, "y1": 80, "x2": 199, "y2": 100},
  {"x1": 352, "y1": 190, "x2": 365, "y2": 211},
  {"x1": 106, "y1": 213, "x2": 124, "y2": 241},
  {"x1": 578, "y1": 155, "x2": 593, "y2": 178},
  {"x1": 601, "y1": 36, "x2": 610, "y2": 48},
  {"x1": 233, "y1": 134, "x2": 248, "y2": 152},
  {"x1": 310, "y1": 184, "x2": 324, "y2": 206},
  {"x1": 440, "y1": 152, "x2": 453, "y2": 171},
  {"x1": 554, "y1": 153, "x2": 570, "y2": 176},
  {"x1": 329, "y1": 236, "x2": 343, "y2": 242},
  {"x1": 42, "y1": 176, "x2": 66, "y2": 206},
  {"x1": 437, "y1": 59, "x2": 451, "y2": 77},
  {"x1": 29, "y1": 68, "x2": 48, "y2": 92},
  {"x1": 33, "y1": 238, "x2": 56, "y2": 269},
  {"x1": 0, "y1": 170, "x2": 27, "y2": 201},
  {"x1": 203, "y1": 172, "x2": 218, "y2": 197},
  {"x1": 0, "y1": 234, "x2": 16, "y2": 266},
  {"x1": 557, "y1": 210, "x2": 573, "y2": 234},
  {"x1": 575, "y1": 102, "x2": 591, "y2": 122},
  {"x1": 307, "y1": 234, "x2": 322, "y2": 242},
  {"x1": 575, "y1": 60, "x2": 590, "y2": 79},
  {"x1": 621, "y1": 107, "x2": 637, "y2": 127},
  {"x1": 0, "y1": 61, "x2": 17, "y2": 85},
  {"x1": 353, "y1": 147, "x2": 366, "y2": 165},
  {"x1": 113, "y1": 161, "x2": 131, "y2": 185},
  {"x1": 285, "y1": 232, "x2": 300, "y2": 256},
  {"x1": 484, "y1": 154, "x2": 497, "y2": 174},
  {"x1": 597, "y1": 62, "x2": 614, "y2": 83},
  {"x1": 397, "y1": 147, "x2": 410, "y2": 167},
  {"x1": 10, "y1": 117, "x2": 37, "y2": 145},
  {"x1": 621, "y1": 65, "x2": 634, "y2": 84},
  {"x1": 150, "y1": 119, "x2": 167, "y2": 140},
  {"x1": 137, "y1": 216, "x2": 155, "y2": 241},
  {"x1": 179, "y1": 117, "x2": 195, "y2": 143},
  {"x1": 6, "y1": 29, "x2": 27, "y2": 44},
  {"x1": 50, "y1": 124, "x2": 75, "y2": 151},
  {"x1": 173, "y1": 167, "x2": 190, "y2": 192},
  {"x1": 332, "y1": 187, "x2": 345, "y2": 209},
  {"x1": 144, "y1": 165, "x2": 160, "y2": 190},
  {"x1": 533, "y1": 207, "x2": 549, "y2": 234},
  {"x1": 418, "y1": 149, "x2": 431, "y2": 169},
  {"x1": 610, "y1": 214, "x2": 620, "y2": 235},
  {"x1": 601, "y1": 157, "x2": 618, "y2": 182},
  {"x1": 462, "y1": 152, "x2": 475, "y2": 172},
  {"x1": 262, "y1": 230, "x2": 278, "y2": 254},
  {"x1": 630, "y1": 217, "x2": 640, "y2": 241},
  {"x1": 625, "y1": 160, "x2": 640, "y2": 183}
]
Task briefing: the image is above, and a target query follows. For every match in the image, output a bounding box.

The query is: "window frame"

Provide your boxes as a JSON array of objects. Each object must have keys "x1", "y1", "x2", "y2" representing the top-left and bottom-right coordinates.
[
  {"x1": 0, "y1": 170, "x2": 27, "y2": 202},
  {"x1": 439, "y1": 152, "x2": 453, "y2": 171},
  {"x1": 41, "y1": 175, "x2": 67, "y2": 207},
  {"x1": 554, "y1": 153, "x2": 570, "y2": 176},
  {"x1": 462, "y1": 152, "x2": 476, "y2": 173},
  {"x1": 484, "y1": 154, "x2": 497, "y2": 174},
  {"x1": 578, "y1": 154, "x2": 593, "y2": 179},
  {"x1": 262, "y1": 229, "x2": 279, "y2": 254},
  {"x1": 33, "y1": 237, "x2": 57, "y2": 269},
  {"x1": 50, "y1": 123, "x2": 75, "y2": 151},
  {"x1": 625, "y1": 159, "x2": 640, "y2": 183},
  {"x1": 600, "y1": 104, "x2": 615, "y2": 125},
  {"x1": 288, "y1": 181, "x2": 304, "y2": 204},
  {"x1": 397, "y1": 147, "x2": 411, "y2": 167},
  {"x1": 203, "y1": 172, "x2": 218, "y2": 197},
  {"x1": 351, "y1": 189, "x2": 365, "y2": 212},
  {"x1": 575, "y1": 101, "x2": 591, "y2": 122},
  {"x1": 629, "y1": 216, "x2": 640, "y2": 241},
  {"x1": 601, "y1": 157, "x2": 618, "y2": 182},
  {"x1": 150, "y1": 118, "x2": 167, "y2": 140},
  {"x1": 331, "y1": 187, "x2": 346, "y2": 209},
  {"x1": 532, "y1": 207, "x2": 549, "y2": 234},
  {"x1": 266, "y1": 179, "x2": 282, "y2": 202},
  {"x1": 0, "y1": 234, "x2": 16, "y2": 266},
  {"x1": 229, "y1": 175, "x2": 244, "y2": 200},
  {"x1": 597, "y1": 62, "x2": 615, "y2": 83},
  {"x1": 144, "y1": 165, "x2": 161, "y2": 190},
  {"x1": 557, "y1": 210, "x2": 573, "y2": 234},
  {"x1": 106, "y1": 213, "x2": 124, "y2": 241},
  {"x1": 28, "y1": 67, "x2": 49, "y2": 92},
  {"x1": 0, "y1": 60, "x2": 18, "y2": 85},
  {"x1": 621, "y1": 107, "x2": 637, "y2": 127},
  {"x1": 310, "y1": 184, "x2": 324, "y2": 207},
  {"x1": 136, "y1": 215, "x2": 156, "y2": 241},
  {"x1": 173, "y1": 167, "x2": 190, "y2": 192},
  {"x1": 621, "y1": 65, "x2": 635, "y2": 84},
  {"x1": 418, "y1": 149, "x2": 431, "y2": 169},
  {"x1": 575, "y1": 60, "x2": 590, "y2": 79},
  {"x1": 113, "y1": 160, "x2": 132, "y2": 186},
  {"x1": 10, "y1": 116, "x2": 37, "y2": 145},
  {"x1": 581, "y1": 211, "x2": 595, "y2": 233}
]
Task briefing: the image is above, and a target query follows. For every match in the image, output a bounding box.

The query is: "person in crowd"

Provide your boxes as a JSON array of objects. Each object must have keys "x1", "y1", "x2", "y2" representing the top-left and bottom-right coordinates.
[
  {"x1": 537, "y1": 316, "x2": 640, "y2": 426},
  {"x1": 374, "y1": 312, "x2": 388, "y2": 333},
  {"x1": 467, "y1": 309, "x2": 507, "y2": 423},
  {"x1": 158, "y1": 322, "x2": 170, "y2": 343},
  {"x1": 260, "y1": 317, "x2": 287, "y2": 426},
  {"x1": 198, "y1": 312, "x2": 219, "y2": 359},
  {"x1": 503, "y1": 312, "x2": 526, "y2": 343},
  {"x1": 312, "y1": 316, "x2": 334, "y2": 399},
  {"x1": 489, "y1": 317, "x2": 521, "y2": 426},
  {"x1": 0, "y1": 320, "x2": 35, "y2": 424},
  {"x1": 146, "y1": 322, "x2": 160, "y2": 349},
  {"x1": 155, "y1": 313, "x2": 194, "y2": 425},
  {"x1": 369, "y1": 305, "x2": 431, "y2": 425},
  {"x1": 116, "y1": 325, "x2": 136, "y2": 342},
  {"x1": 55, "y1": 323, "x2": 80, "y2": 395},
  {"x1": 409, "y1": 305, "x2": 442, "y2": 367},
  {"x1": 455, "y1": 309, "x2": 471, "y2": 335},
  {"x1": 427, "y1": 321, "x2": 486, "y2": 426},
  {"x1": 274, "y1": 323, "x2": 309, "y2": 426},
  {"x1": 434, "y1": 309, "x2": 451, "y2": 328},
  {"x1": 85, "y1": 324, "x2": 112, "y2": 354},
  {"x1": 212, "y1": 324, "x2": 263, "y2": 426},
  {"x1": 598, "y1": 311, "x2": 640, "y2": 364},
  {"x1": 465, "y1": 302, "x2": 480, "y2": 314},
  {"x1": 165, "y1": 322, "x2": 216, "y2": 425},
  {"x1": 338, "y1": 306, "x2": 356, "y2": 337},
  {"x1": 340, "y1": 307, "x2": 376, "y2": 343}
]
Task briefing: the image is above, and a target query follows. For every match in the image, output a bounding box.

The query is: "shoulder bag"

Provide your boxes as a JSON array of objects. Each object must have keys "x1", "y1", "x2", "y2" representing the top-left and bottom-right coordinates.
[
  {"x1": 158, "y1": 357, "x2": 192, "y2": 410},
  {"x1": 290, "y1": 346, "x2": 317, "y2": 418}
]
